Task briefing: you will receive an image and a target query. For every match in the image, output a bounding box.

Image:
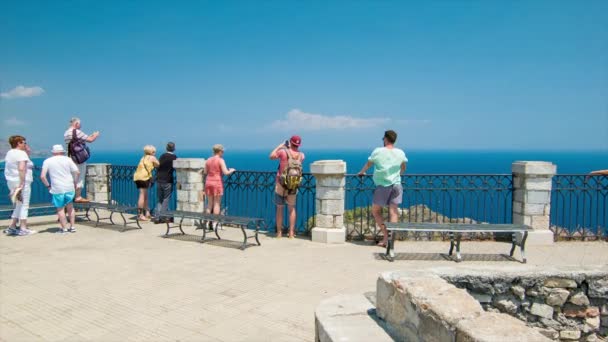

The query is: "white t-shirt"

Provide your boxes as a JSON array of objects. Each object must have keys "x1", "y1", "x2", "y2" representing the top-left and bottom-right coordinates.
[
  {"x1": 42, "y1": 155, "x2": 80, "y2": 194},
  {"x1": 4, "y1": 149, "x2": 33, "y2": 183}
]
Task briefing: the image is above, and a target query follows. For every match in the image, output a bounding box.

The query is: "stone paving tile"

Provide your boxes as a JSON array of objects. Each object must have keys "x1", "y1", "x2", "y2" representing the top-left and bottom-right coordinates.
[{"x1": 2, "y1": 217, "x2": 608, "y2": 341}]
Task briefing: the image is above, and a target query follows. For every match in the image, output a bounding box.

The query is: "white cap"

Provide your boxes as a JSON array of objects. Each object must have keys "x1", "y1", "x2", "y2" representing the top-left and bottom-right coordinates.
[{"x1": 52, "y1": 144, "x2": 66, "y2": 153}]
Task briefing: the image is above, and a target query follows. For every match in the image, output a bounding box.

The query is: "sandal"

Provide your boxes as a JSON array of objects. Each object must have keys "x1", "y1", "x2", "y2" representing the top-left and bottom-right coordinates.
[{"x1": 377, "y1": 241, "x2": 387, "y2": 248}]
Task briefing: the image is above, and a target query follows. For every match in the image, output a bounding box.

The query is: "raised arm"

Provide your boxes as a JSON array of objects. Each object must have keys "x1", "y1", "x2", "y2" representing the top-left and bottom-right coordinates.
[
  {"x1": 86, "y1": 131, "x2": 100, "y2": 142},
  {"x1": 220, "y1": 159, "x2": 235, "y2": 176},
  {"x1": 590, "y1": 169, "x2": 608, "y2": 176},
  {"x1": 269, "y1": 143, "x2": 286, "y2": 160},
  {"x1": 150, "y1": 156, "x2": 160, "y2": 168}
]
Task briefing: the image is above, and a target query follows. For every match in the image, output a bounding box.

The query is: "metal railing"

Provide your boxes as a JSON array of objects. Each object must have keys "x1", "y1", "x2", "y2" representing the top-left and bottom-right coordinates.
[
  {"x1": 108, "y1": 165, "x2": 177, "y2": 211},
  {"x1": 345, "y1": 174, "x2": 514, "y2": 241},
  {"x1": 223, "y1": 171, "x2": 315, "y2": 233},
  {"x1": 550, "y1": 175, "x2": 608, "y2": 240}
]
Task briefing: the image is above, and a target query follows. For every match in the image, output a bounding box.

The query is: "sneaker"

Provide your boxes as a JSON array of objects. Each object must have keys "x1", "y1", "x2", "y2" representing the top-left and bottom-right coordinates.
[
  {"x1": 17, "y1": 228, "x2": 37, "y2": 236},
  {"x1": 4, "y1": 227, "x2": 19, "y2": 236},
  {"x1": 55, "y1": 229, "x2": 68, "y2": 234},
  {"x1": 68, "y1": 227, "x2": 77, "y2": 233}
]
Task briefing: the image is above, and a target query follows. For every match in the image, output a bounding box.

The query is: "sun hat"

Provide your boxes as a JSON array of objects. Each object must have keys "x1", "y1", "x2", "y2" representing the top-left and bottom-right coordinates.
[
  {"x1": 290, "y1": 135, "x2": 301, "y2": 147},
  {"x1": 52, "y1": 144, "x2": 66, "y2": 153}
]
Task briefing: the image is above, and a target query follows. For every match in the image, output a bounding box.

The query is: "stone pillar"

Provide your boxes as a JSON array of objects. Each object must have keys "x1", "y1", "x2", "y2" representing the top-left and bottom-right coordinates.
[
  {"x1": 311, "y1": 160, "x2": 347, "y2": 244},
  {"x1": 512, "y1": 161, "x2": 556, "y2": 245},
  {"x1": 85, "y1": 163, "x2": 110, "y2": 204},
  {"x1": 174, "y1": 158, "x2": 205, "y2": 225}
]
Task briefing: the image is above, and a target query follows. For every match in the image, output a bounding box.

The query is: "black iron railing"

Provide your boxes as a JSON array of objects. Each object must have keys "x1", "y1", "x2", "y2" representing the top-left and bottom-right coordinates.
[
  {"x1": 345, "y1": 174, "x2": 513, "y2": 240},
  {"x1": 223, "y1": 171, "x2": 315, "y2": 233},
  {"x1": 550, "y1": 175, "x2": 608, "y2": 240}
]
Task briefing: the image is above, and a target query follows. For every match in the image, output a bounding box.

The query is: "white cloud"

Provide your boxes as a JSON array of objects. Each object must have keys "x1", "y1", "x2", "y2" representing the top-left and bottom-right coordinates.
[
  {"x1": 270, "y1": 109, "x2": 389, "y2": 131},
  {"x1": 4, "y1": 117, "x2": 26, "y2": 126},
  {"x1": 395, "y1": 119, "x2": 431, "y2": 125},
  {"x1": 0, "y1": 85, "x2": 45, "y2": 99}
]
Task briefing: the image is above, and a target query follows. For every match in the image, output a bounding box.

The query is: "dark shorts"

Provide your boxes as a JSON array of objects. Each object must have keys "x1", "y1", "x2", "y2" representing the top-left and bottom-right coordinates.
[
  {"x1": 135, "y1": 180, "x2": 151, "y2": 189},
  {"x1": 274, "y1": 184, "x2": 297, "y2": 206},
  {"x1": 372, "y1": 184, "x2": 403, "y2": 207}
]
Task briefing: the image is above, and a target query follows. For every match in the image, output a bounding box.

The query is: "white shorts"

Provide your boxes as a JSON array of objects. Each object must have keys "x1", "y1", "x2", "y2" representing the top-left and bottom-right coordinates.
[{"x1": 76, "y1": 162, "x2": 86, "y2": 189}]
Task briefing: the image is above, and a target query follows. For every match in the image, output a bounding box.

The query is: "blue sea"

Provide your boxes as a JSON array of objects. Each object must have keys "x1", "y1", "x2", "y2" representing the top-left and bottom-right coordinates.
[{"x1": 80, "y1": 149, "x2": 606, "y2": 174}]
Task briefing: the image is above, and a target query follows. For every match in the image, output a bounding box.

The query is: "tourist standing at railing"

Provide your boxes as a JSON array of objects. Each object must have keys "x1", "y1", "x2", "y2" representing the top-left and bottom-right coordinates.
[
  {"x1": 357, "y1": 130, "x2": 407, "y2": 247},
  {"x1": 63, "y1": 117, "x2": 100, "y2": 203},
  {"x1": 153, "y1": 142, "x2": 177, "y2": 223},
  {"x1": 269, "y1": 135, "x2": 305, "y2": 239},
  {"x1": 40, "y1": 145, "x2": 80, "y2": 233},
  {"x1": 3, "y1": 135, "x2": 36, "y2": 236},
  {"x1": 133, "y1": 145, "x2": 159, "y2": 221},
  {"x1": 204, "y1": 144, "x2": 235, "y2": 228}
]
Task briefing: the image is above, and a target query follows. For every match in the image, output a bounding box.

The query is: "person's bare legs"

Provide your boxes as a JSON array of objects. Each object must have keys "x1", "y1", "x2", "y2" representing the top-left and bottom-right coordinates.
[
  {"x1": 389, "y1": 204, "x2": 399, "y2": 223},
  {"x1": 143, "y1": 190, "x2": 151, "y2": 219},
  {"x1": 372, "y1": 204, "x2": 387, "y2": 246},
  {"x1": 288, "y1": 205, "x2": 296, "y2": 238},
  {"x1": 275, "y1": 204, "x2": 284, "y2": 237},
  {"x1": 137, "y1": 188, "x2": 147, "y2": 220},
  {"x1": 212, "y1": 195, "x2": 222, "y2": 215},
  {"x1": 75, "y1": 187, "x2": 83, "y2": 201},
  {"x1": 66, "y1": 203, "x2": 75, "y2": 228},
  {"x1": 56, "y1": 207, "x2": 68, "y2": 230}
]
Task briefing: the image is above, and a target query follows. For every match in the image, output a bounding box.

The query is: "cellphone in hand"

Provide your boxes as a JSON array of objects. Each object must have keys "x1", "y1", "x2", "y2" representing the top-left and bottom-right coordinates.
[{"x1": 284, "y1": 140, "x2": 289, "y2": 147}]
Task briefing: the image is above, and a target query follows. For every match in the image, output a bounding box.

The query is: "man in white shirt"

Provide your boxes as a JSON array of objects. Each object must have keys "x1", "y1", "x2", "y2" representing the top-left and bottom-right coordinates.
[
  {"x1": 3, "y1": 135, "x2": 36, "y2": 236},
  {"x1": 41, "y1": 145, "x2": 81, "y2": 233},
  {"x1": 63, "y1": 117, "x2": 100, "y2": 203}
]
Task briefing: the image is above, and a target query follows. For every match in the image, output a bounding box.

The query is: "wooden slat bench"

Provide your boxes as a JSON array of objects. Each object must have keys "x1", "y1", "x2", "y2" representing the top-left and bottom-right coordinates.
[
  {"x1": 73, "y1": 202, "x2": 142, "y2": 230},
  {"x1": 383, "y1": 223, "x2": 531, "y2": 263},
  {"x1": 159, "y1": 210, "x2": 263, "y2": 250}
]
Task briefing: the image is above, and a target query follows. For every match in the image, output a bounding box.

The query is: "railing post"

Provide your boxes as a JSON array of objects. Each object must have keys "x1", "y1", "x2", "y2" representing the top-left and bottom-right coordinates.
[
  {"x1": 311, "y1": 160, "x2": 346, "y2": 244},
  {"x1": 173, "y1": 158, "x2": 205, "y2": 225},
  {"x1": 512, "y1": 161, "x2": 556, "y2": 245},
  {"x1": 86, "y1": 163, "x2": 110, "y2": 204}
]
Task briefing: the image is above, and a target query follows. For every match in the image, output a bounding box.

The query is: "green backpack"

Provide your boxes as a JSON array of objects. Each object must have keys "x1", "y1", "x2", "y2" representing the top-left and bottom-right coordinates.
[{"x1": 280, "y1": 149, "x2": 303, "y2": 192}]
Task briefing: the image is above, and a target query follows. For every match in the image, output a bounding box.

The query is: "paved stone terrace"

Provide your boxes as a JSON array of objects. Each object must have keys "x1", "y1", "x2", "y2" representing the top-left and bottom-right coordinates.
[{"x1": 1, "y1": 216, "x2": 607, "y2": 342}]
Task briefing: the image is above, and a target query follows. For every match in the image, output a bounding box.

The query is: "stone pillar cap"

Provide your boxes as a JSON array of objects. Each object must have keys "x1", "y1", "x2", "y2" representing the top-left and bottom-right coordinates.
[
  {"x1": 311, "y1": 160, "x2": 346, "y2": 175},
  {"x1": 512, "y1": 161, "x2": 557, "y2": 175},
  {"x1": 173, "y1": 158, "x2": 205, "y2": 169}
]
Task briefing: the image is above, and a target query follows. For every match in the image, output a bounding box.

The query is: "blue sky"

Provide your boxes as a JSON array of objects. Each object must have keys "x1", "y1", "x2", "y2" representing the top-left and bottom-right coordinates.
[{"x1": 1, "y1": 0, "x2": 607, "y2": 151}]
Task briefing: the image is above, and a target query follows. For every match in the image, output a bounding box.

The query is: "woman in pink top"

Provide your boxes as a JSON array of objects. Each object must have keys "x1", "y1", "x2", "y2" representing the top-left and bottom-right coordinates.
[{"x1": 204, "y1": 144, "x2": 235, "y2": 223}]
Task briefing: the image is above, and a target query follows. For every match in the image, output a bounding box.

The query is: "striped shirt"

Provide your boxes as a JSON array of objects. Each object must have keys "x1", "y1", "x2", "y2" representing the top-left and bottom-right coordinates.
[{"x1": 64, "y1": 128, "x2": 89, "y2": 146}]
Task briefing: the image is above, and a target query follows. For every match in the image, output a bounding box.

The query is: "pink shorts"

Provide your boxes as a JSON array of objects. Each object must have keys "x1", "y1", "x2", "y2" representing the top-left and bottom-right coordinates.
[{"x1": 205, "y1": 183, "x2": 224, "y2": 197}]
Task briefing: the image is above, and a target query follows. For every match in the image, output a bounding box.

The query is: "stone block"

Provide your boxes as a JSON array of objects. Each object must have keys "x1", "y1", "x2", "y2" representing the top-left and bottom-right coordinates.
[
  {"x1": 316, "y1": 186, "x2": 344, "y2": 200},
  {"x1": 177, "y1": 190, "x2": 189, "y2": 202},
  {"x1": 178, "y1": 182, "x2": 203, "y2": 191},
  {"x1": 546, "y1": 288, "x2": 570, "y2": 306},
  {"x1": 602, "y1": 316, "x2": 608, "y2": 327},
  {"x1": 315, "y1": 294, "x2": 393, "y2": 342},
  {"x1": 511, "y1": 285, "x2": 526, "y2": 300},
  {"x1": 310, "y1": 160, "x2": 346, "y2": 175},
  {"x1": 333, "y1": 215, "x2": 344, "y2": 229},
  {"x1": 525, "y1": 230, "x2": 554, "y2": 245},
  {"x1": 530, "y1": 303, "x2": 554, "y2": 319},
  {"x1": 513, "y1": 175, "x2": 522, "y2": 189},
  {"x1": 523, "y1": 203, "x2": 547, "y2": 215},
  {"x1": 544, "y1": 278, "x2": 578, "y2": 288},
  {"x1": 315, "y1": 175, "x2": 346, "y2": 188},
  {"x1": 513, "y1": 190, "x2": 525, "y2": 203},
  {"x1": 560, "y1": 330, "x2": 581, "y2": 340},
  {"x1": 513, "y1": 201, "x2": 523, "y2": 214},
  {"x1": 311, "y1": 227, "x2": 345, "y2": 244},
  {"x1": 569, "y1": 291, "x2": 590, "y2": 306},
  {"x1": 456, "y1": 312, "x2": 551, "y2": 342},
  {"x1": 496, "y1": 299, "x2": 519, "y2": 314},
  {"x1": 185, "y1": 172, "x2": 202, "y2": 183},
  {"x1": 319, "y1": 199, "x2": 344, "y2": 215},
  {"x1": 315, "y1": 214, "x2": 334, "y2": 228},
  {"x1": 601, "y1": 303, "x2": 608, "y2": 316},
  {"x1": 534, "y1": 327, "x2": 559, "y2": 340},
  {"x1": 173, "y1": 158, "x2": 205, "y2": 169},
  {"x1": 470, "y1": 292, "x2": 492, "y2": 303},
  {"x1": 524, "y1": 178, "x2": 553, "y2": 191},
  {"x1": 512, "y1": 161, "x2": 557, "y2": 176},
  {"x1": 512, "y1": 213, "x2": 532, "y2": 226},
  {"x1": 525, "y1": 191, "x2": 551, "y2": 204},
  {"x1": 588, "y1": 278, "x2": 608, "y2": 299},
  {"x1": 586, "y1": 316, "x2": 601, "y2": 330}
]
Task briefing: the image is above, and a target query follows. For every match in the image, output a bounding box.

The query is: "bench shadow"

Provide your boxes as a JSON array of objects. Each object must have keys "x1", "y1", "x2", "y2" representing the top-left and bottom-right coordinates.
[
  {"x1": 161, "y1": 233, "x2": 257, "y2": 250},
  {"x1": 80, "y1": 221, "x2": 141, "y2": 233},
  {"x1": 373, "y1": 252, "x2": 518, "y2": 262}
]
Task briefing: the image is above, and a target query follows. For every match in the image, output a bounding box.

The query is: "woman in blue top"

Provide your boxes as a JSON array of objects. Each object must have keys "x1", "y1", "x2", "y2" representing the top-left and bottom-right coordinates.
[{"x1": 357, "y1": 130, "x2": 408, "y2": 247}]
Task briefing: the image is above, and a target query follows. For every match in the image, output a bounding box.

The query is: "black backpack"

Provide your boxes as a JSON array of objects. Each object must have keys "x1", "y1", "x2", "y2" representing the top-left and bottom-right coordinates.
[{"x1": 68, "y1": 129, "x2": 91, "y2": 164}]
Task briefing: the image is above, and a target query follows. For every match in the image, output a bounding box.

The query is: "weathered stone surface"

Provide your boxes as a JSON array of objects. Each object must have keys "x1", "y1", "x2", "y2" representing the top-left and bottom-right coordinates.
[
  {"x1": 318, "y1": 199, "x2": 344, "y2": 215},
  {"x1": 173, "y1": 158, "x2": 205, "y2": 169},
  {"x1": 512, "y1": 161, "x2": 557, "y2": 176},
  {"x1": 470, "y1": 292, "x2": 492, "y2": 303},
  {"x1": 546, "y1": 288, "x2": 570, "y2": 306},
  {"x1": 585, "y1": 333, "x2": 599, "y2": 342},
  {"x1": 494, "y1": 282, "x2": 510, "y2": 294},
  {"x1": 456, "y1": 312, "x2": 551, "y2": 342},
  {"x1": 586, "y1": 316, "x2": 601, "y2": 330},
  {"x1": 310, "y1": 160, "x2": 346, "y2": 175},
  {"x1": 511, "y1": 285, "x2": 526, "y2": 300},
  {"x1": 601, "y1": 316, "x2": 608, "y2": 327},
  {"x1": 315, "y1": 175, "x2": 346, "y2": 187},
  {"x1": 316, "y1": 186, "x2": 344, "y2": 200},
  {"x1": 530, "y1": 303, "x2": 554, "y2": 319},
  {"x1": 560, "y1": 330, "x2": 581, "y2": 340},
  {"x1": 534, "y1": 327, "x2": 558, "y2": 340},
  {"x1": 496, "y1": 299, "x2": 519, "y2": 315},
  {"x1": 564, "y1": 304, "x2": 588, "y2": 318},
  {"x1": 601, "y1": 303, "x2": 608, "y2": 316},
  {"x1": 544, "y1": 278, "x2": 577, "y2": 288},
  {"x1": 588, "y1": 278, "x2": 608, "y2": 299},
  {"x1": 569, "y1": 291, "x2": 591, "y2": 306},
  {"x1": 539, "y1": 317, "x2": 561, "y2": 330},
  {"x1": 586, "y1": 307, "x2": 601, "y2": 318},
  {"x1": 527, "y1": 289, "x2": 540, "y2": 297}
]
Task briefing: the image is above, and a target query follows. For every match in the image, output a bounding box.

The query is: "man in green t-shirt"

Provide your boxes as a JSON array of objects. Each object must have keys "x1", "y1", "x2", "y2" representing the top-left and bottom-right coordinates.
[{"x1": 357, "y1": 130, "x2": 408, "y2": 247}]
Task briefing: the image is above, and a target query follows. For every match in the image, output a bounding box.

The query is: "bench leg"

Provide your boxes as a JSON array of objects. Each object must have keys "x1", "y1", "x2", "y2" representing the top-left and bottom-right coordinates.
[
  {"x1": 214, "y1": 223, "x2": 221, "y2": 240},
  {"x1": 84, "y1": 207, "x2": 91, "y2": 221},
  {"x1": 254, "y1": 222, "x2": 261, "y2": 246},
  {"x1": 164, "y1": 221, "x2": 171, "y2": 237},
  {"x1": 509, "y1": 233, "x2": 517, "y2": 257},
  {"x1": 201, "y1": 219, "x2": 207, "y2": 241},
  {"x1": 455, "y1": 234, "x2": 462, "y2": 262},
  {"x1": 449, "y1": 232, "x2": 455, "y2": 256},
  {"x1": 385, "y1": 230, "x2": 395, "y2": 262},
  {"x1": 92, "y1": 207, "x2": 101, "y2": 227},
  {"x1": 239, "y1": 225, "x2": 248, "y2": 250}
]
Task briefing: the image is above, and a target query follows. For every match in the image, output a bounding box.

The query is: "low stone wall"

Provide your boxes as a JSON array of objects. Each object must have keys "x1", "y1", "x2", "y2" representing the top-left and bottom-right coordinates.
[
  {"x1": 376, "y1": 271, "x2": 550, "y2": 341},
  {"x1": 440, "y1": 268, "x2": 608, "y2": 341}
]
